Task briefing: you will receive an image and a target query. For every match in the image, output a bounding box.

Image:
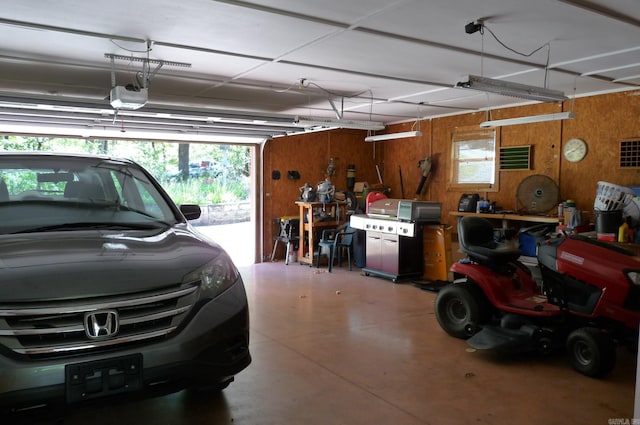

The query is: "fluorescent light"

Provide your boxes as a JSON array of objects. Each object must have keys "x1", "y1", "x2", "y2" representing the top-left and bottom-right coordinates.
[
  {"x1": 364, "y1": 130, "x2": 423, "y2": 142},
  {"x1": 457, "y1": 75, "x2": 568, "y2": 103},
  {"x1": 480, "y1": 112, "x2": 575, "y2": 128},
  {"x1": 294, "y1": 116, "x2": 385, "y2": 131}
]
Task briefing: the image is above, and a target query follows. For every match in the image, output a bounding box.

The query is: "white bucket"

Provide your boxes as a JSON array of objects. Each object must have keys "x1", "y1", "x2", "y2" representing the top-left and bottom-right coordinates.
[
  {"x1": 288, "y1": 251, "x2": 298, "y2": 263},
  {"x1": 594, "y1": 181, "x2": 636, "y2": 211}
]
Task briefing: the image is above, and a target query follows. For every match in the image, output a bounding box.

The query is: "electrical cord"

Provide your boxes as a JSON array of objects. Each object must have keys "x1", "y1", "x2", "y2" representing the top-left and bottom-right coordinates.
[
  {"x1": 481, "y1": 26, "x2": 550, "y2": 58},
  {"x1": 301, "y1": 79, "x2": 373, "y2": 100},
  {"x1": 110, "y1": 39, "x2": 152, "y2": 54},
  {"x1": 480, "y1": 24, "x2": 551, "y2": 87}
]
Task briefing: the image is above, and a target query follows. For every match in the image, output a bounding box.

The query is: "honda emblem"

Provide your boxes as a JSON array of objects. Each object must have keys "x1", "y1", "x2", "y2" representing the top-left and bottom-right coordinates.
[{"x1": 84, "y1": 310, "x2": 119, "y2": 339}]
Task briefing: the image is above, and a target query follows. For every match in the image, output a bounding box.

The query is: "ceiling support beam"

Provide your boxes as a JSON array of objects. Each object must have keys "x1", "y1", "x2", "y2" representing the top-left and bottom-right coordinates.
[{"x1": 556, "y1": 0, "x2": 640, "y2": 28}]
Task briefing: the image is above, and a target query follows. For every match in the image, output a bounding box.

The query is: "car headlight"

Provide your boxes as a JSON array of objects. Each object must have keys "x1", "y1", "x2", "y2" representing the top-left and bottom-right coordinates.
[
  {"x1": 183, "y1": 252, "x2": 240, "y2": 299},
  {"x1": 626, "y1": 271, "x2": 640, "y2": 286}
]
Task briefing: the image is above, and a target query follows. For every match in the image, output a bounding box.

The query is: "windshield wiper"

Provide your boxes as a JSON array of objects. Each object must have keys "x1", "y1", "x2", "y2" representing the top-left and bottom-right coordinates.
[{"x1": 13, "y1": 222, "x2": 167, "y2": 234}]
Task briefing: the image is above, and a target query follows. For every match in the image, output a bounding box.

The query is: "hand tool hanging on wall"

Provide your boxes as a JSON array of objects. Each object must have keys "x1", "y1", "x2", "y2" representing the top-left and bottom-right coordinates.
[
  {"x1": 416, "y1": 156, "x2": 432, "y2": 195},
  {"x1": 398, "y1": 165, "x2": 405, "y2": 199},
  {"x1": 326, "y1": 157, "x2": 336, "y2": 178},
  {"x1": 375, "y1": 165, "x2": 383, "y2": 186}
]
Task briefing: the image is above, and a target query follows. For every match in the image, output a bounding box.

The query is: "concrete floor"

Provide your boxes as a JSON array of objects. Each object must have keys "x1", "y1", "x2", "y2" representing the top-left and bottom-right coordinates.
[{"x1": 59, "y1": 259, "x2": 637, "y2": 425}]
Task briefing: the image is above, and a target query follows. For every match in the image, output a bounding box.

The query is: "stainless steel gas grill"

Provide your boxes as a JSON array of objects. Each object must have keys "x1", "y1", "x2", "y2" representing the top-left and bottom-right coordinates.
[{"x1": 349, "y1": 199, "x2": 441, "y2": 282}]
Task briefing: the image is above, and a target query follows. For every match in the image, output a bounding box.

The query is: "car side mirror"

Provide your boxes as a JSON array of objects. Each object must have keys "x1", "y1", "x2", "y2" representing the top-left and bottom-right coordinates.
[{"x1": 180, "y1": 204, "x2": 201, "y2": 220}]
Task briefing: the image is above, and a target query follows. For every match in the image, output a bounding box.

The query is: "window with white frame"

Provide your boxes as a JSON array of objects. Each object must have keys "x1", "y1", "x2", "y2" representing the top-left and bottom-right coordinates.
[{"x1": 447, "y1": 128, "x2": 498, "y2": 191}]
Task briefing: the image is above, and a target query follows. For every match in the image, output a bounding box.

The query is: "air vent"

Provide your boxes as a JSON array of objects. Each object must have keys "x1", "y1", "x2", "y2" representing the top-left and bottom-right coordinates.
[
  {"x1": 620, "y1": 139, "x2": 640, "y2": 168},
  {"x1": 500, "y1": 145, "x2": 531, "y2": 170}
]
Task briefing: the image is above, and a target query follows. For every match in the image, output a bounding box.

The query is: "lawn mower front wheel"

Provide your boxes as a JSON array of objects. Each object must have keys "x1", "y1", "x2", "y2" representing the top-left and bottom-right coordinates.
[
  {"x1": 566, "y1": 327, "x2": 616, "y2": 378},
  {"x1": 435, "y1": 282, "x2": 490, "y2": 339}
]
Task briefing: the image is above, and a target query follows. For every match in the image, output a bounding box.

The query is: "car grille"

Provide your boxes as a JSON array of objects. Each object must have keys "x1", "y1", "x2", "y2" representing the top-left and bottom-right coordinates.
[{"x1": 0, "y1": 283, "x2": 199, "y2": 358}]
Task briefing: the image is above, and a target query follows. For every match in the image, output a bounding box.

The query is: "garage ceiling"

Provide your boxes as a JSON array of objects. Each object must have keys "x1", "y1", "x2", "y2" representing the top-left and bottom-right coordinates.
[{"x1": 0, "y1": 0, "x2": 639, "y2": 142}]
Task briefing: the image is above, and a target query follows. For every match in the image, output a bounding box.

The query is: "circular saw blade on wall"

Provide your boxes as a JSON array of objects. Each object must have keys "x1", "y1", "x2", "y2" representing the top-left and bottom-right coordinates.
[{"x1": 516, "y1": 174, "x2": 559, "y2": 214}]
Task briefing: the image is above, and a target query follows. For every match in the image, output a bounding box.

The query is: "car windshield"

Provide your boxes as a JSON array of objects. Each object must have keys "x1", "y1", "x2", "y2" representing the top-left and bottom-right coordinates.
[{"x1": 0, "y1": 154, "x2": 180, "y2": 235}]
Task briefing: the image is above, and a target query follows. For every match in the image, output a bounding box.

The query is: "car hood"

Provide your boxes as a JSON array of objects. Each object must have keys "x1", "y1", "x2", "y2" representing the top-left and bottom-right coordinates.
[{"x1": 0, "y1": 227, "x2": 222, "y2": 302}]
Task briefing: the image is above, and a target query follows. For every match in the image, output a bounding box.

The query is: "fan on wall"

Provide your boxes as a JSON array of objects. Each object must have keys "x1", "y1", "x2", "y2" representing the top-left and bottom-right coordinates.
[{"x1": 516, "y1": 174, "x2": 560, "y2": 214}]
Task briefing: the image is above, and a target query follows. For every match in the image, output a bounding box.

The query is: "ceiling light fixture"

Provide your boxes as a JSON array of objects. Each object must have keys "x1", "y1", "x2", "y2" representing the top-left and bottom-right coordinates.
[
  {"x1": 364, "y1": 130, "x2": 423, "y2": 142},
  {"x1": 480, "y1": 111, "x2": 575, "y2": 128},
  {"x1": 457, "y1": 75, "x2": 568, "y2": 103},
  {"x1": 293, "y1": 116, "x2": 385, "y2": 131}
]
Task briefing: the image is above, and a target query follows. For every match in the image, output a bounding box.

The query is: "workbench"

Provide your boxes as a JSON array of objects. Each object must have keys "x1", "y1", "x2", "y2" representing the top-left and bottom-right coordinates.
[
  {"x1": 450, "y1": 211, "x2": 560, "y2": 229},
  {"x1": 296, "y1": 201, "x2": 348, "y2": 265}
]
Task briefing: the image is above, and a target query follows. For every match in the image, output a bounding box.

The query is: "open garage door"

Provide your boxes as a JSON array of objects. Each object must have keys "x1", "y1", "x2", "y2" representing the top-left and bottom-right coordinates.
[{"x1": 0, "y1": 135, "x2": 259, "y2": 266}]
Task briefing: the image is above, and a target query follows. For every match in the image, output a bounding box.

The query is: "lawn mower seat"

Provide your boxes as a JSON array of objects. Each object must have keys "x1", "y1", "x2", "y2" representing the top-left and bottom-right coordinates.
[{"x1": 457, "y1": 216, "x2": 522, "y2": 265}]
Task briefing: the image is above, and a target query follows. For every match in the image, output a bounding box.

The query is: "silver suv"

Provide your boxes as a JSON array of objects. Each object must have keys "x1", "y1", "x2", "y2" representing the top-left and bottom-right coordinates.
[{"x1": 0, "y1": 152, "x2": 251, "y2": 419}]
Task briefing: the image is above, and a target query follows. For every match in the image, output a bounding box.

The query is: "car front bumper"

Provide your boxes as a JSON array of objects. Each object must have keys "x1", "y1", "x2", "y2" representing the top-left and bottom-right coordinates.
[{"x1": 0, "y1": 278, "x2": 251, "y2": 415}]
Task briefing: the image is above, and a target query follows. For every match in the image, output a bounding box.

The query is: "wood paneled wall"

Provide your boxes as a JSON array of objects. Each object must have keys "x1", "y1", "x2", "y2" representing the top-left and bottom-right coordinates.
[
  {"x1": 262, "y1": 129, "x2": 385, "y2": 260},
  {"x1": 261, "y1": 90, "x2": 640, "y2": 260},
  {"x1": 429, "y1": 102, "x2": 563, "y2": 224},
  {"x1": 380, "y1": 90, "x2": 640, "y2": 228},
  {"x1": 560, "y1": 90, "x2": 640, "y2": 216}
]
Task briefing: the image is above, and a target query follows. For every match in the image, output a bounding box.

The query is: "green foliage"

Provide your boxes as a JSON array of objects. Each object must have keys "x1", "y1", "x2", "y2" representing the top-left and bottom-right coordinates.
[
  {"x1": 160, "y1": 179, "x2": 248, "y2": 205},
  {"x1": 0, "y1": 136, "x2": 250, "y2": 205}
]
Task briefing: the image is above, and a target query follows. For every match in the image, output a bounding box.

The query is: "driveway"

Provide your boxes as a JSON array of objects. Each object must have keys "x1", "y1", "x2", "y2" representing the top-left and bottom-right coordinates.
[{"x1": 195, "y1": 221, "x2": 255, "y2": 266}]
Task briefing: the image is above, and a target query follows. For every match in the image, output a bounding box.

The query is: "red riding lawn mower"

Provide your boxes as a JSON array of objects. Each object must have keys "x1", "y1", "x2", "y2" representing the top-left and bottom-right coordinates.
[{"x1": 435, "y1": 216, "x2": 640, "y2": 377}]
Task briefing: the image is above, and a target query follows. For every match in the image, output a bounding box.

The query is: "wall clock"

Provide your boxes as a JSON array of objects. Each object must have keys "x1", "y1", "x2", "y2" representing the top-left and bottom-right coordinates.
[{"x1": 563, "y1": 138, "x2": 588, "y2": 162}]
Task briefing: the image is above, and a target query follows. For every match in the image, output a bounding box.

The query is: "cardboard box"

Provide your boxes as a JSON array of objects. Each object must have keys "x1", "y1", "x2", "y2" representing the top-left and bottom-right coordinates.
[{"x1": 353, "y1": 182, "x2": 369, "y2": 193}]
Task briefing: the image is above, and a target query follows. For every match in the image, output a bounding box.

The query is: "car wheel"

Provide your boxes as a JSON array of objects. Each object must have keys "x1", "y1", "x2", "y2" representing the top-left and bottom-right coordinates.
[
  {"x1": 566, "y1": 327, "x2": 616, "y2": 377},
  {"x1": 435, "y1": 283, "x2": 490, "y2": 339},
  {"x1": 188, "y1": 377, "x2": 234, "y2": 396}
]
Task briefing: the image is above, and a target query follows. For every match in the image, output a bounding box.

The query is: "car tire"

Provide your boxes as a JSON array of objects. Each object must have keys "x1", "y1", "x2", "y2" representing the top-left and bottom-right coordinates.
[
  {"x1": 566, "y1": 327, "x2": 616, "y2": 377},
  {"x1": 435, "y1": 282, "x2": 490, "y2": 339},
  {"x1": 190, "y1": 377, "x2": 234, "y2": 393}
]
